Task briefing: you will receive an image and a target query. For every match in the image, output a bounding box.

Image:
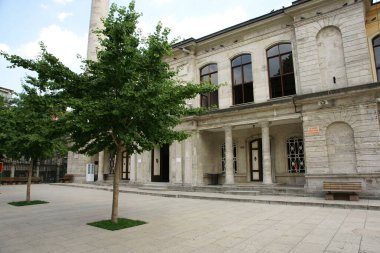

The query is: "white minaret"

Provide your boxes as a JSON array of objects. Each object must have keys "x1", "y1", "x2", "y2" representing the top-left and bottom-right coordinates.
[
  {"x1": 89, "y1": 0, "x2": 109, "y2": 182},
  {"x1": 87, "y1": 0, "x2": 109, "y2": 61}
]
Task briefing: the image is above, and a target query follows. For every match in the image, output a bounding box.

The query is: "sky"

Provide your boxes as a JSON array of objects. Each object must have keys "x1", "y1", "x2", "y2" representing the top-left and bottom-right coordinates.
[{"x1": 0, "y1": 0, "x2": 294, "y2": 93}]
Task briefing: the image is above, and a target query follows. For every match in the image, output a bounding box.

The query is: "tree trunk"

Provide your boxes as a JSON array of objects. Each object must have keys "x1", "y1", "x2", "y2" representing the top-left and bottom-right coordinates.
[
  {"x1": 26, "y1": 159, "x2": 33, "y2": 202},
  {"x1": 111, "y1": 146, "x2": 123, "y2": 223}
]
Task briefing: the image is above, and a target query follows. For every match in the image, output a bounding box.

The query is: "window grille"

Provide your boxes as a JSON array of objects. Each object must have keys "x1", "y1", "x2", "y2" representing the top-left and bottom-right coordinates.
[{"x1": 287, "y1": 137, "x2": 305, "y2": 173}]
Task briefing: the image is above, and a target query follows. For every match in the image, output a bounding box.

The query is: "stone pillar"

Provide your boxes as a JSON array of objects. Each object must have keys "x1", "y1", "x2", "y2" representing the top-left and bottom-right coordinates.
[
  {"x1": 10, "y1": 163, "x2": 15, "y2": 178},
  {"x1": 97, "y1": 151, "x2": 104, "y2": 182},
  {"x1": 175, "y1": 141, "x2": 183, "y2": 184},
  {"x1": 184, "y1": 137, "x2": 192, "y2": 185},
  {"x1": 36, "y1": 162, "x2": 40, "y2": 177},
  {"x1": 192, "y1": 130, "x2": 203, "y2": 186},
  {"x1": 224, "y1": 126, "x2": 234, "y2": 185},
  {"x1": 87, "y1": 0, "x2": 109, "y2": 61},
  {"x1": 261, "y1": 122, "x2": 272, "y2": 184},
  {"x1": 129, "y1": 154, "x2": 136, "y2": 183}
]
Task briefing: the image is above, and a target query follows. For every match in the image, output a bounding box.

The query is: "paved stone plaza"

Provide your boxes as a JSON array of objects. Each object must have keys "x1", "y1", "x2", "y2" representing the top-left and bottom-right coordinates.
[{"x1": 1, "y1": 185, "x2": 380, "y2": 253}]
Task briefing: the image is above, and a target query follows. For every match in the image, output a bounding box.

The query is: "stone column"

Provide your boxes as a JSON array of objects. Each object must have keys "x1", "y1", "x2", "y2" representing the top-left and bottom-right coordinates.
[
  {"x1": 261, "y1": 122, "x2": 272, "y2": 184},
  {"x1": 175, "y1": 141, "x2": 183, "y2": 184},
  {"x1": 129, "y1": 154, "x2": 136, "y2": 183},
  {"x1": 36, "y1": 162, "x2": 40, "y2": 177},
  {"x1": 224, "y1": 126, "x2": 234, "y2": 185},
  {"x1": 192, "y1": 130, "x2": 204, "y2": 186},
  {"x1": 10, "y1": 163, "x2": 15, "y2": 178},
  {"x1": 97, "y1": 151, "x2": 104, "y2": 182},
  {"x1": 184, "y1": 137, "x2": 192, "y2": 185}
]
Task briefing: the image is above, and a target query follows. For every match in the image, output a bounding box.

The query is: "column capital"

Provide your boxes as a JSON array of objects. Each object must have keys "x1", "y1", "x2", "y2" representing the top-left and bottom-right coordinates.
[
  {"x1": 258, "y1": 121, "x2": 270, "y2": 128},
  {"x1": 223, "y1": 125, "x2": 233, "y2": 131}
]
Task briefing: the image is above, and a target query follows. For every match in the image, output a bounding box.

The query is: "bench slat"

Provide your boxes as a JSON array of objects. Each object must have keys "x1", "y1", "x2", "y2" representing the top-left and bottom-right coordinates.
[{"x1": 323, "y1": 181, "x2": 362, "y2": 192}]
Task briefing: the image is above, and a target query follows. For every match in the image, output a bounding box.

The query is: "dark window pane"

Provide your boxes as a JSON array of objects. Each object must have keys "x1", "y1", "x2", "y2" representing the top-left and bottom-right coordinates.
[
  {"x1": 210, "y1": 73, "x2": 218, "y2": 85},
  {"x1": 270, "y1": 77, "x2": 282, "y2": 98},
  {"x1": 209, "y1": 64, "x2": 217, "y2": 73},
  {"x1": 233, "y1": 67, "x2": 242, "y2": 85},
  {"x1": 281, "y1": 53, "x2": 294, "y2": 74},
  {"x1": 377, "y1": 69, "x2": 380, "y2": 81},
  {"x1": 268, "y1": 57, "x2": 280, "y2": 77},
  {"x1": 200, "y1": 76, "x2": 208, "y2": 83},
  {"x1": 210, "y1": 90, "x2": 218, "y2": 107},
  {"x1": 201, "y1": 94, "x2": 209, "y2": 108},
  {"x1": 232, "y1": 57, "x2": 241, "y2": 67},
  {"x1": 200, "y1": 67, "x2": 208, "y2": 75},
  {"x1": 241, "y1": 54, "x2": 251, "y2": 64},
  {"x1": 243, "y1": 64, "x2": 253, "y2": 83},
  {"x1": 267, "y1": 46, "x2": 279, "y2": 57},
  {"x1": 234, "y1": 85, "x2": 243, "y2": 105},
  {"x1": 375, "y1": 47, "x2": 380, "y2": 68},
  {"x1": 374, "y1": 36, "x2": 380, "y2": 47},
  {"x1": 283, "y1": 74, "x2": 296, "y2": 96},
  {"x1": 244, "y1": 82, "x2": 254, "y2": 103},
  {"x1": 279, "y1": 43, "x2": 292, "y2": 54}
]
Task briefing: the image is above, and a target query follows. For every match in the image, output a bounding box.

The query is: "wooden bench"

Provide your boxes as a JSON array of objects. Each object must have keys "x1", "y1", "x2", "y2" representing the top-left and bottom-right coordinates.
[
  {"x1": 59, "y1": 174, "x2": 74, "y2": 183},
  {"x1": 323, "y1": 181, "x2": 362, "y2": 201},
  {"x1": 0, "y1": 177, "x2": 41, "y2": 185}
]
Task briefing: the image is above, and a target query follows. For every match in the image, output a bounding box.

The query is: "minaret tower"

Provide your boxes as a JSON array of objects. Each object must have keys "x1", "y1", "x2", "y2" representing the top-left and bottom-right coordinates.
[
  {"x1": 88, "y1": 0, "x2": 109, "y2": 182},
  {"x1": 87, "y1": 0, "x2": 109, "y2": 61},
  {"x1": 67, "y1": 0, "x2": 109, "y2": 182}
]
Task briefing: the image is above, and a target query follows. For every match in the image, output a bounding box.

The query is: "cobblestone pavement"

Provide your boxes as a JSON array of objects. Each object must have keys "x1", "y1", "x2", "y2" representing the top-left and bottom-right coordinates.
[{"x1": 1, "y1": 184, "x2": 380, "y2": 253}]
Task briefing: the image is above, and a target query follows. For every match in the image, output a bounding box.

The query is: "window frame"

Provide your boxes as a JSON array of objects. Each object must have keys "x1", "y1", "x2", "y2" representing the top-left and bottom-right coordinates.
[
  {"x1": 200, "y1": 64, "x2": 219, "y2": 108},
  {"x1": 373, "y1": 35, "x2": 380, "y2": 81},
  {"x1": 266, "y1": 43, "x2": 296, "y2": 98},
  {"x1": 231, "y1": 54, "x2": 254, "y2": 105}
]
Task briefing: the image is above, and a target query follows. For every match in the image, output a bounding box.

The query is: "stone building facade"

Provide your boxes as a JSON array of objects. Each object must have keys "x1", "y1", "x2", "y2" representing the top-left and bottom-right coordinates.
[{"x1": 68, "y1": 0, "x2": 380, "y2": 197}]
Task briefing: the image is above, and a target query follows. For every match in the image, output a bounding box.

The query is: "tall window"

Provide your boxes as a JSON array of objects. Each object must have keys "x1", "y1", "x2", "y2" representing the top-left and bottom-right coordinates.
[
  {"x1": 221, "y1": 143, "x2": 237, "y2": 173},
  {"x1": 200, "y1": 64, "x2": 218, "y2": 108},
  {"x1": 231, "y1": 54, "x2": 253, "y2": 104},
  {"x1": 373, "y1": 36, "x2": 380, "y2": 81},
  {"x1": 267, "y1": 43, "x2": 296, "y2": 98},
  {"x1": 287, "y1": 137, "x2": 305, "y2": 173}
]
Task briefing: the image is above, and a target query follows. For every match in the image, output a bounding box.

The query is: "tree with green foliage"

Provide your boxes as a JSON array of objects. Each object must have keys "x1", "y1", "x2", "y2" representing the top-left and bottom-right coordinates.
[
  {"x1": 0, "y1": 85, "x2": 67, "y2": 201},
  {"x1": 64, "y1": 2, "x2": 215, "y2": 223},
  {"x1": 1, "y1": 1, "x2": 216, "y2": 223}
]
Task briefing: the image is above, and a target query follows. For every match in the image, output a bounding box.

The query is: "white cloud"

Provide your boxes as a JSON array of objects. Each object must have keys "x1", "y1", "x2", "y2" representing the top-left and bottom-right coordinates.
[
  {"x1": 58, "y1": 12, "x2": 73, "y2": 21},
  {"x1": 0, "y1": 43, "x2": 10, "y2": 53},
  {"x1": 53, "y1": 0, "x2": 73, "y2": 4},
  {"x1": 15, "y1": 25, "x2": 87, "y2": 73}
]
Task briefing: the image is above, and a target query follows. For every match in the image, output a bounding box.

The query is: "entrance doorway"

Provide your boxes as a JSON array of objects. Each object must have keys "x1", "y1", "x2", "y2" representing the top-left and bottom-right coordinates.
[
  {"x1": 250, "y1": 139, "x2": 263, "y2": 181},
  {"x1": 121, "y1": 151, "x2": 129, "y2": 180},
  {"x1": 151, "y1": 144, "x2": 170, "y2": 182}
]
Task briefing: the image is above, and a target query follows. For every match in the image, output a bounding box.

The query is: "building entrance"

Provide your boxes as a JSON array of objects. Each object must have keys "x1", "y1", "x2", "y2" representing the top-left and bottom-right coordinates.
[
  {"x1": 250, "y1": 139, "x2": 263, "y2": 181},
  {"x1": 151, "y1": 144, "x2": 169, "y2": 182}
]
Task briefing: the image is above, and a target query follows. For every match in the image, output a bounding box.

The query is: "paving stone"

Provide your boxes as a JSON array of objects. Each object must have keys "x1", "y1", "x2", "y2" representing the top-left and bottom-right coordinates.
[{"x1": 1, "y1": 184, "x2": 380, "y2": 253}]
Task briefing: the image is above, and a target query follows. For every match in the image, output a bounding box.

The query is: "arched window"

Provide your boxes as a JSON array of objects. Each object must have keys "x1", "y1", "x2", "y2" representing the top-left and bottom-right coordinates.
[
  {"x1": 267, "y1": 43, "x2": 296, "y2": 98},
  {"x1": 200, "y1": 64, "x2": 218, "y2": 108},
  {"x1": 231, "y1": 54, "x2": 253, "y2": 104},
  {"x1": 373, "y1": 35, "x2": 380, "y2": 81}
]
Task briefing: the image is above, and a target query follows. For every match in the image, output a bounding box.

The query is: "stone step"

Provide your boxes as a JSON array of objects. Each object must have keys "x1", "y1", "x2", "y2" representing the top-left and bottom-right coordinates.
[
  {"x1": 139, "y1": 187, "x2": 169, "y2": 191},
  {"x1": 224, "y1": 190, "x2": 260, "y2": 196}
]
